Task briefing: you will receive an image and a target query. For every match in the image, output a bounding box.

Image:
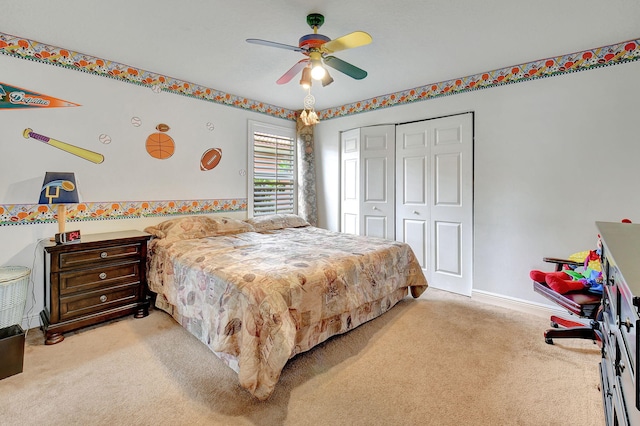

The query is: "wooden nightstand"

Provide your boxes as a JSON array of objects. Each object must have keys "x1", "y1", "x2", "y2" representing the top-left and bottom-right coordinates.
[{"x1": 41, "y1": 230, "x2": 152, "y2": 345}]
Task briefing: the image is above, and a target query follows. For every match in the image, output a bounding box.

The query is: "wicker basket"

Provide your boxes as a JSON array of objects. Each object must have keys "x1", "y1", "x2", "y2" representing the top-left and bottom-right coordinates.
[{"x1": 0, "y1": 266, "x2": 30, "y2": 328}]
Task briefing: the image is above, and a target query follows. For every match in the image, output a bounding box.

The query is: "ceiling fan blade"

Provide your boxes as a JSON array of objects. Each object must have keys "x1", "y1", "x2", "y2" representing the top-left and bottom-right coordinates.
[
  {"x1": 246, "y1": 38, "x2": 304, "y2": 52},
  {"x1": 322, "y1": 31, "x2": 372, "y2": 53},
  {"x1": 276, "y1": 59, "x2": 310, "y2": 84},
  {"x1": 323, "y1": 56, "x2": 368, "y2": 80}
]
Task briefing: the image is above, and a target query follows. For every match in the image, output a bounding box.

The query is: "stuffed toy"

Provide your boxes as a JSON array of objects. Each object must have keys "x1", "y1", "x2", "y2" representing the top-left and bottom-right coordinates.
[{"x1": 529, "y1": 249, "x2": 603, "y2": 295}]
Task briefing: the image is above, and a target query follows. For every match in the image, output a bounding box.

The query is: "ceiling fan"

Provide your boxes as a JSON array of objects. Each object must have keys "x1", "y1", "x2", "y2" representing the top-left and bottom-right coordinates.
[{"x1": 246, "y1": 13, "x2": 372, "y2": 87}]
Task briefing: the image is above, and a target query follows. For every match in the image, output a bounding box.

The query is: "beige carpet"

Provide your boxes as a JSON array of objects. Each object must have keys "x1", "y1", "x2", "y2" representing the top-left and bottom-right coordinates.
[{"x1": 0, "y1": 289, "x2": 603, "y2": 426}]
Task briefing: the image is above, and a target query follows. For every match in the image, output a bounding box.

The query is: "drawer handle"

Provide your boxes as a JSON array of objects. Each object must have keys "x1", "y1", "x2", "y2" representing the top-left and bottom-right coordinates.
[
  {"x1": 99, "y1": 295, "x2": 107, "y2": 303},
  {"x1": 100, "y1": 251, "x2": 108, "y2": 258},
  {"x1": 99, "y1": 272, "x2": 107, "y2": 280}
]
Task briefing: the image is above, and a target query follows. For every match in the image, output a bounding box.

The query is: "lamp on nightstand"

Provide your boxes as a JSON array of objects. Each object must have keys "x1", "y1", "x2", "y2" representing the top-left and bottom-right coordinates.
[{"x1": 38, "y1": 172, "x2": 80, "y2": 242}]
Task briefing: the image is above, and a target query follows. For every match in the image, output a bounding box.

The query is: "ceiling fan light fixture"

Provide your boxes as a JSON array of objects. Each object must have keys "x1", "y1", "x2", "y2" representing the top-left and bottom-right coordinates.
[
  {"x1": 321, "y1": 70, "x2": 334, "y2": 87},
  {"x1": 299, "y1": 66, "x2": 312, "y2": 89},
  {"x1": 247, "y1": 14, "x2": 371, "y2": 86},
  {"x1": 311, "y1": 61, "x2": 326, "y2": 80}
]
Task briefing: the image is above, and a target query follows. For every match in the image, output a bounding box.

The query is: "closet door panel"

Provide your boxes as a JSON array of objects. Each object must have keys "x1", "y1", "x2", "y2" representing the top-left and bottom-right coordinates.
[
  {"x1": 340, "y1": 129, "x2": 360, "y2": 235},
  {"x1": 361, "y1": 126, "x2": 395, "y2": 239},
  {"x1": 364, "y1": 215, "x2": 388, "y2": 239},
  {"x1": 395, "y1": 123, "x2": 430, "y2": 276},
  {"x1": 403, "y1": 218, "x2": 427, "y2": 268}
]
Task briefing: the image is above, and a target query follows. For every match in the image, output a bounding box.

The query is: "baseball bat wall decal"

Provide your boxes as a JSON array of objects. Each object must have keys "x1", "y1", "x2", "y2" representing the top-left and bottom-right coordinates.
[{"x1": 23, "y1": 128, "x2": 105, "y2": 164}]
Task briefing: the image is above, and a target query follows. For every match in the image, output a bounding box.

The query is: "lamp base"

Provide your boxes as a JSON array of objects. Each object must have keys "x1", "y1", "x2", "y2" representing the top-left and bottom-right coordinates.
[
  {"x1": 50, "y1": 205, "x2": 78, "y2": 243},
  {"x1": 57, "y1": 204, "x2": 67, "y2": 234}
]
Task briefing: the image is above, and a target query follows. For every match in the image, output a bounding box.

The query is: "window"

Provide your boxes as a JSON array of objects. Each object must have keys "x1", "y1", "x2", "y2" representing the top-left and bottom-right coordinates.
[{"x1": 248, "y1": 121, "x2": 296, "y2": 217}]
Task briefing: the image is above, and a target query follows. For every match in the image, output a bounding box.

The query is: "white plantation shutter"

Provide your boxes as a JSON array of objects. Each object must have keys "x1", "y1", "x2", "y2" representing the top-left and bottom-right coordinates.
[{"x1": 248, "y1": 121, "x2": 296, "y2": 216}]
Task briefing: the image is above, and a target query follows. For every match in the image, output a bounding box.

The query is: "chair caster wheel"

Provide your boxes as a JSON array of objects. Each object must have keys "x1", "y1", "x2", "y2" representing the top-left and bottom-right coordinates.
[{"x1": 545, "y1": 337, "x2": 554, "y2": 345}]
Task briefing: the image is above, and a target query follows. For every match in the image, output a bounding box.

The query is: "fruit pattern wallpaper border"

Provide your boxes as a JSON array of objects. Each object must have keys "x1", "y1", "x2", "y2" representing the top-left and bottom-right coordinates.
[
  {"x1": 0, "y1": 32, "x2": 298, "y2": 120},
  {"x1": 0, "y1": 199, "x2": 246, "y2": 227},
  {"x1": 319, "y1": 38, "x2": 640, "y2": 119},
  {"x1": 0, "y1": 32, "x2": 638, "y2": 121}
]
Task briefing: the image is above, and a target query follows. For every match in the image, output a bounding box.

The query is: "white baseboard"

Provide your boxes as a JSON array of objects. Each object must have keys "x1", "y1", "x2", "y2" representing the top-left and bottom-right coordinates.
[{"x1": 471, "y1": 289, "x2": 564, "y2": 319}]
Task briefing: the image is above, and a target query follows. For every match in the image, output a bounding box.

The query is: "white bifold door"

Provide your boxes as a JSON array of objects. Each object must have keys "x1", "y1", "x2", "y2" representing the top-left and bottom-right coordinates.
[
  {"x1": 396, "y1": 113, "x2": 473, "y2": 296},
  {"x1": 340, "y1": 125, "x2": 395, "y2": 239}
]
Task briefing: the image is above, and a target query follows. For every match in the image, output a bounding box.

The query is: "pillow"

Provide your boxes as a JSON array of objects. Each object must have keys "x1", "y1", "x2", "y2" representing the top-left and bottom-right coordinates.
[
  {"x1": 210, "y1": 216, "x2": 255, "y2": 235},
  {"x1": 245, "y1": 214, "x2": 310, "y2": 232},
  {"x1": 144, "y1": 216, "x2": 255, "y2": 240},
  {"x1": 144, "y1": 216, "x2": 218, "y2": 240}
]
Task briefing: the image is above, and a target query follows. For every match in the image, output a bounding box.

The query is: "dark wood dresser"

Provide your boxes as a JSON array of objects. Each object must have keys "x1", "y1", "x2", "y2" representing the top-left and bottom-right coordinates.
[
  {"x1": 598, "y1": 221, "x2": 640, "y2": 425},
  {"x1": 41, "y1": 230, "x2": 151, "y2": 345}
]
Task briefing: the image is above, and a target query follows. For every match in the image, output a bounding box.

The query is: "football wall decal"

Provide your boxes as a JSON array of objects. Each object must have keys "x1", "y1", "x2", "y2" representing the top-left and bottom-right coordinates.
[{"x1": 200, "y1": 148, "x2": 222, "y2": 171}]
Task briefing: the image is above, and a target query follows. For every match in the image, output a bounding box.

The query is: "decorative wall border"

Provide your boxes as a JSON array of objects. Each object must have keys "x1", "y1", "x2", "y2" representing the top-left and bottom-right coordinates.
[
  {"x1": 318, "y1": 38, "x2": 640, "y2": 119},
  {"x1": 0, "y1": 32, "x2": 297, "y2": 120},
  {"x1": 1, "y1": 32, "x2": 638, "y2": 122},
  {"x1": 0, "y1": 198, "x2": 247, "y2": 226}
]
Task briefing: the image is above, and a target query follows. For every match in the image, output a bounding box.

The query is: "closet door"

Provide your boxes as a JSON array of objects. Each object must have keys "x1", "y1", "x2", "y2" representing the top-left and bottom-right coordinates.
[
  {"x1": 340, "y1": 125, "x2": 395, "y2": 239},
  {"x1": 396, "y1": 113, "x2": 473, "y2": 296},
  {"x1": 395, "y1": 121, "x2": 430, "y2": 271},
  {"x1": 360, "y1": 125, "x2": 395, "y2": 239},
  {"x1": 340, "y1": 129, "x2": 361, "y2": 235}
]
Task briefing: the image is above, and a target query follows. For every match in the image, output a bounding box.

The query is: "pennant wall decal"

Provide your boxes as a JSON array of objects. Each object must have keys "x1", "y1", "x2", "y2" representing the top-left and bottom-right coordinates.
[{"x1": 0, "y1": 82, "x2": 80, "y2": 109}]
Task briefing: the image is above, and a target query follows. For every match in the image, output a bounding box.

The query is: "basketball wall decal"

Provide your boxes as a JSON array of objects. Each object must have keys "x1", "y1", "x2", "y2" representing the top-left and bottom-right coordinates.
[
  {"x1": 146, "y1": 132, "x2": 175, "y2": 159},
  {"x1": 200, "y1": 148, "x2": 222, "y2": 171}
]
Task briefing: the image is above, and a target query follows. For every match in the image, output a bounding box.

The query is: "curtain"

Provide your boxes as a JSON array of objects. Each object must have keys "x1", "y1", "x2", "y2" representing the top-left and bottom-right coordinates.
[{"x1": 296, "y1": 115, "x2": 318, "y2": 226}]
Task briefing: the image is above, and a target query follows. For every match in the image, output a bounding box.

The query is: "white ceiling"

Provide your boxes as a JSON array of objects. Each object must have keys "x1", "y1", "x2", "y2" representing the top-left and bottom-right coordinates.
[{"x1": 2, "y1": 0, "x2": 640, "y2": 111}]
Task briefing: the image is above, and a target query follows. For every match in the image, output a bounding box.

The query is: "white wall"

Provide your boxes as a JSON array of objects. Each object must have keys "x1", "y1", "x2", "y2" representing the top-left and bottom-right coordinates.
[
  {"x1": 314, "y1": 61, "x2": 640, "y2": 305},
  {"x1": 0, "y1": 54, "x2": 293, "y2": 328}
]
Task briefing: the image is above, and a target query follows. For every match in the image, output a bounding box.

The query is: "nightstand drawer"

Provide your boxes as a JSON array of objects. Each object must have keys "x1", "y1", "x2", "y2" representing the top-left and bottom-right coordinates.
[
  {"x1": 59, "y1": 262, "x2": 140, "y2": 295},
  {"x1": 59, "y1": 283, "x2": 139, "y2": 320},
  {"x1": 58, "y1": 243, "x2": 143, "y2": 270}
]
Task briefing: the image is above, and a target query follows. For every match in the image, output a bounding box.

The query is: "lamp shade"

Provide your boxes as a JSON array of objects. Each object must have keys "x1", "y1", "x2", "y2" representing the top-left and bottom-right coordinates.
[
  {"x1": 39, "y1": 172, "x2": 79, "y2": 205},
  {"x1": 321, "y1": 70, "x2": 334, "y2": 87},
  {"x1": 299, "y1": 66, "x2": 312, "y2": 89}
]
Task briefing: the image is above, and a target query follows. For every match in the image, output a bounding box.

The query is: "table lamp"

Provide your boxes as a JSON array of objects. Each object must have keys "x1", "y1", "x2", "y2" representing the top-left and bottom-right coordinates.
[{"x1": 39, "y1": 172, "x2": 80, "y2": 241}]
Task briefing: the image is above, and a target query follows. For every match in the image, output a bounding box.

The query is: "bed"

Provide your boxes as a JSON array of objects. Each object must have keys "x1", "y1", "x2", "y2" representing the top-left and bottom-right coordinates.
[{"x1": 145, "y1": 214, "x2": 428, "y2": 400}]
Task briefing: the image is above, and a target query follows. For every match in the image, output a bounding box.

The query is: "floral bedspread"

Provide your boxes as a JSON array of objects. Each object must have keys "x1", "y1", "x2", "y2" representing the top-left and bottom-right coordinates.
[{"x1": 146, "y1": 226, "x2": 428, "y2": 400}]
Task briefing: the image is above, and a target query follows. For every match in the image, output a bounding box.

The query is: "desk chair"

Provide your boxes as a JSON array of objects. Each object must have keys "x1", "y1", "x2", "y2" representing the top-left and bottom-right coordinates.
[{"x1": 532, "y1": 257, "x2": 602, "y2": 345}]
